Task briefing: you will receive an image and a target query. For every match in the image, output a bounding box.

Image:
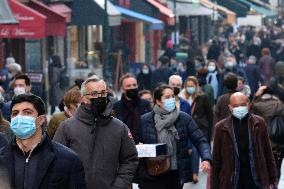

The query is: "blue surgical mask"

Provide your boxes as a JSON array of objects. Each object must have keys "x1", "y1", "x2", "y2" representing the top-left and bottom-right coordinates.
[
  {"x1": 186, "y1": 87, "x2": 196, "y2": 95},
  {"x1": 163, "y1": 98, "x2": 176, "y2": 112},
  {"x1": 11, "y1": 115, "x2": 37, "y2": 139},
  {"x1": 232, "y1": 106, "x2": 248, "y2": 120},
  {"x1": 208, "y1": 65, "x2": 216, "y2": 72}
]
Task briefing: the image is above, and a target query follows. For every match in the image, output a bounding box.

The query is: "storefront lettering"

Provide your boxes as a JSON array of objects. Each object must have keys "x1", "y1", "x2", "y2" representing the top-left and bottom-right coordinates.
[
  {"x1": 14, "y1": 14, "x2": 35, "y2": 21},
  {"x1": 0, "y1": 28, "x2": 35, "y2": 37}
]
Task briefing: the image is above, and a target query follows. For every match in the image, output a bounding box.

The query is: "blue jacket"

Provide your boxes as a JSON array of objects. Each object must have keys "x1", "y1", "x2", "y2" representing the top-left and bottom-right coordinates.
[
  {"x1": 138, "y1": 111, "x2": 211, "y2": 183},
  {"x1": 179, "y1": 97, "x2": 191, "y2": 115}
]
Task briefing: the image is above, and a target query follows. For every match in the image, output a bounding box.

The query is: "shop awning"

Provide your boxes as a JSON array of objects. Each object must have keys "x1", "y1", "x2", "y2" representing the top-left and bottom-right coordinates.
[
  {"x1": 146, "y1": 0, "x2": 175, "y2": 25},
  {"x1": 0, "y1": 0, "x2": 46, "y2": 39},
  {"x1": 27, "y1": 0, "x2": 66, "y2": 36},
  {"x1": 167, "y1": 0, "x2": 213, "y2": 16},
  {"x1": 94, "y1": 0, "x2": 121, "y2": 26},
  {"x1": 49, "y1": 3, "x2": 72, "y2": 23},
  {"x1": 114, "y1": 5, "x2": 164, "y2": 30},
  {"x1": 200, "y1": 0, "x2": 236, "y2": 25},
  {"x1": 68, "y1": 0, "x2": 121, "y2": 26},
  {"x1": 237, "y1": 0, "x2": 276, "y2": 17},
  {"x1": 0, "y1": 0, "x2": 18, "y2": 24}
]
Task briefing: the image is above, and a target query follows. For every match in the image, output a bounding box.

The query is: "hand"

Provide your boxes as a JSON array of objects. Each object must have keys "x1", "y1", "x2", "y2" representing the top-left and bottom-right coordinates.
[
  {"x1": 200, "y1": 161, "x2": 211, "y2": 172},
  {"x1": 255, "y1": 86, "x2": 267, "y2": 97}
]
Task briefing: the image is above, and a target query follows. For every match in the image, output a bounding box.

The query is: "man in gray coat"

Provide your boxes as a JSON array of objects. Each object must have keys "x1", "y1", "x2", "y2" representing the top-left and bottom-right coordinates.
[{"x1": 54, "y1": 76, "x2": 139, "y2": 189}]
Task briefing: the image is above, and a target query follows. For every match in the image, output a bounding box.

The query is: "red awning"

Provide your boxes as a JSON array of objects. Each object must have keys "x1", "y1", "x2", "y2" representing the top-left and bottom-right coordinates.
[
  {"x1": 49, "y1": 3, "x2": 72, "y2": 23},
  {"x1": 146, "y1": 0, "x2": 174, "y2": 25},
  {"x1": 0, "y1": 0, "x2": 46, "y2": 39},
  {"x1": 27, "y1": 0, "x2": 66, "y2": 36}
]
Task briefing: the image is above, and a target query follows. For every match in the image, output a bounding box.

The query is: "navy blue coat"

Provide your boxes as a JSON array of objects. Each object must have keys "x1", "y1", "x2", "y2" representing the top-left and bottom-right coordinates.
[
  {"x1": 0, "y1": 134, "x2": 86, "y2": 189},
  {"x1": 138, "y1": 111, "x2": 211, "y2": 183}
]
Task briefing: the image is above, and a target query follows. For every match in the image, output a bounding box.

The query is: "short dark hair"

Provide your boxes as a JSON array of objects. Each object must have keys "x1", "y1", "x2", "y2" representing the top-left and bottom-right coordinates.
[
  {"x1": 223, "y1": 72, "x2": 238, "y2": 90},
  {"x1": 153, "y1": 84, "x2": 172, "y2": 103},
  {"x1": 11, "y1": 94, "x2": 46, "y2": 116},
  {"x1": 159, "y1": 56, "x2": 169, "y2": 65},
  {"x1": 15, "y1": 74, "x2": 31, "y2": 86},
  {"x1": 138, "y1": 89, "x2": 151, "y2": 97},
  {"x1": 119, "y1": 73, "x2": 136, "y2": 87}
]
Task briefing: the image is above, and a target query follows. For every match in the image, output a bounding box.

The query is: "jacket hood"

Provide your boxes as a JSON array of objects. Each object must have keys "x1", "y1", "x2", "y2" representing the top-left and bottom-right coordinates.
[{"x1": 74, "y1": 99, "x2": 113, "y2": 127}]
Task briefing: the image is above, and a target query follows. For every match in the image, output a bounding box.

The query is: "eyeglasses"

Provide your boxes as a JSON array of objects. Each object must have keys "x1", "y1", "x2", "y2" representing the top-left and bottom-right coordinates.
[{"x1": 85, "y1": 91, "x2": 107, "y2": 98}]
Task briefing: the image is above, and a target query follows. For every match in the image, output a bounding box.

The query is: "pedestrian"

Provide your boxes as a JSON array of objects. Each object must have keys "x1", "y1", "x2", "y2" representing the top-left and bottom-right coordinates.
[
  {"x1": 3, "y1": 94, "x2": 86, "y2": 189},
  {"x1": 211, "y1": 92, "x2": 278, "y2": 189},
  {"x1": 214, "y1": 72, "x2": 238, "y2": 124},
  {"x1": 48, "y1": 54, "x2": 63, "y2": 114},
  {"x1": 222, "y1": 55, "x2": 247, "y2": 84},
  {"x1": 54, "y1": 76, "x2": 138, "y2": 189},
  {"x1": 168, "y1": 75, "x2": 191, "y2": 115},
  {"x1": 244, "y1": 56, "x2": 261, "y2": 96},
  {"x1": 237, "y1": 76, "x2": 251, "y2": 98},
  {"x1": 179, "y1": 76, "x2": 213, "y2": 140},
  {"x1": 47, "y1": 87, "x2": 81, "y2": 139},
  {"x1": 179, "y1": 76, "x2": 213, "y2": 183},
  {"x1": 197, "y1": 68, "x2": 215, "y2": 106},
  {"x1": 269, "y1": 61, "x2": 284, "y2": 102},
  {"x1": 2, "y1": 74, "x2": 32, "y2": 121},
  {"x1": 259, "y1": 48, "x2": 275, "y2": 86},
  {"x1": 138, "y1": 89, "x2": 153, "y2": 107},
  {"x1": 137, "y1": 84, "x2": 211, "y2": 189},
  {"x1": 151, "y1": 56, "x2": 174, "y2": 90},
  {"x1": 113, "y1": 73, "x2": 152, "y2": 143},
  {"x1": 206, "y1": 59, "x2": 222, "y2": 101},
  {"x1": 252, "y1": 86, "x2": 284, "y2": 180},
  {"x1": 137, "y1": 64, "x2": 152, "y2": 91}
]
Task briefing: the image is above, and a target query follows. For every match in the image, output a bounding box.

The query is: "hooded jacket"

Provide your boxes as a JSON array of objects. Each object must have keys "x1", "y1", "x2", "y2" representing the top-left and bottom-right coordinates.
[{"x1": 53, "y1": 101, "x2": 139, "y2": 189}]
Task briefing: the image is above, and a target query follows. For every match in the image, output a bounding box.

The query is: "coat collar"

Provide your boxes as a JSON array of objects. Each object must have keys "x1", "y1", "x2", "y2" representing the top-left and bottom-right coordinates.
[{"x1": 0, "y1": 134, "x2": 56, "y2": 189}]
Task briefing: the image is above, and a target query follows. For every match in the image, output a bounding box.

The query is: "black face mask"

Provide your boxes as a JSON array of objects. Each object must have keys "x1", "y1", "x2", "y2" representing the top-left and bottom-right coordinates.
[
  {"x1": 90, "y1": 97, "x2": 108, "y2": 115},
  {"x1": 125, "y1": 88, "x2": 138, "y2": 99},
  {"x1": 173, "y1": 87, "x2": 180, "y2": 96}
]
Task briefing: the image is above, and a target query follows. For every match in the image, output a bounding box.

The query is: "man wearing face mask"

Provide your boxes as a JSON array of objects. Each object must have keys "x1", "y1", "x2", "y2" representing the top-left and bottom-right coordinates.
[
  {"x1": 2, "y1": 74, "x2": 32, "y2": 122},
  {"x1": 211, "y1": 92, "x2": 278, "y2": 189},
  {"x1": 1, "y1": 94, "x2": 86, "y2": 189},
  {"x1": 54, "y1": 76, "x2": 139, "y2": 189},
  {"x1": 113, "y1": 73, "x2": 152, "y2": 144},
  {"x1": 168, "y1": 75, "x2": 191, "y2": 115},
  {"x1": 223, "y1": 55, "x2": 247, "y2": 82}
]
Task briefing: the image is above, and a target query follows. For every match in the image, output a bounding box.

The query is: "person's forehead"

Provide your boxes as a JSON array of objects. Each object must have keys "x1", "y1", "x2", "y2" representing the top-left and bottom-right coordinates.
[
  {"x1": 170, "y1": 78, "x2": 181, "y2": 85},
  {"x1": 186, "y1": 80, "x2": 195, "y2": 85},
  {"x1": 12, "y1": 102, "x2": 37, "y2": 112},
  {"x1": 163, "y1": 88, "x2": 173, "y2": 95},
  {"x1": 14, "y1": 79, "x2": 26, "y2": 85},
  {"x1": 85, "y1": 81, "x2": 106, "y2": 92},
  {"x1": 123, "y1": 77, "x2": 137, "y2": 85},
  {"x1": 230, "y1": 95, "x2": 248, "y2": 105},
  {"x1": 142, "y1": 93, "x2": 152, "y2": 98}
]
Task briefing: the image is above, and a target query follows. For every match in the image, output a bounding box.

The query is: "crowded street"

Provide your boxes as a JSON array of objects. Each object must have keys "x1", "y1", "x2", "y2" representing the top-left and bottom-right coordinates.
[{"x1": 1, "y1": 0, "x2": 284, "y2": 189}]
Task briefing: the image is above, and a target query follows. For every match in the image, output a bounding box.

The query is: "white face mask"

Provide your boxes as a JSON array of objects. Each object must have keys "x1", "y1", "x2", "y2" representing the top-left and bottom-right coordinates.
[{"x1": 14, "y1": 87, "x2": 26, "y2": 96}]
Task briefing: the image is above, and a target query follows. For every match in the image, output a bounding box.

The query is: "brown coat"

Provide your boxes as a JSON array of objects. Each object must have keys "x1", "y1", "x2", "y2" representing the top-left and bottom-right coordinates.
[{"x1": 211, "y1": 114, "x2": 277, "y2": 189}]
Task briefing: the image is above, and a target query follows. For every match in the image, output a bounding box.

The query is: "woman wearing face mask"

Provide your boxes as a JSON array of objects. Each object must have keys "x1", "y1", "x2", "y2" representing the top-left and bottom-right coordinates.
[
  {"x1": 179, "y1": 76, "x2": 213, "y2": 183},
  {"x1": 47, "y1": 87, "x2": 81, "y2": 139},
  {"x1": 137, "y1": 64, "x2": 152, "y2": 91},
  {"x1": 206, "y1": 60, "x2": 222, "y2": 101},
  {"x1": 137, "y1": 84, "x2": 211, "y2": 189}
]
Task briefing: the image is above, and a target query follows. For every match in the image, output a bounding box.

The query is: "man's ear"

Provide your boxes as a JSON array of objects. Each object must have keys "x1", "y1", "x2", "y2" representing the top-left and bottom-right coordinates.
[{"x1": 36, "y1": 115, "x2": 46, "y2": 127}]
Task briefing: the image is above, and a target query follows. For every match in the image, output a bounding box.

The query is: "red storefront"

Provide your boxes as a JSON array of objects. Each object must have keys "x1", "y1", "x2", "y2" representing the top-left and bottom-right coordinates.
[{"x1": 0, "y1": 0, "x2": 67, "y2": 98}]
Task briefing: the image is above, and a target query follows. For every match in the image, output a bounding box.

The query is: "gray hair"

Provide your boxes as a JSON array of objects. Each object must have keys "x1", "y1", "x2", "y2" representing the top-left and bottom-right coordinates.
[
  {"x1": 169, "y1": 75, "x2": 183, "y2": 86},
  {"x1": 80, "y1": 75, "x2": 106, "y2": 96},
  {"x1": 8, "y1": 63, "x2": 22, "y2": 72}
]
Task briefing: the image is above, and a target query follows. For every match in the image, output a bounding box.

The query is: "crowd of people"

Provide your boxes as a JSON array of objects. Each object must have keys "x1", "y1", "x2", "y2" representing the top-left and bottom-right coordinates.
[{"x1": 0, "y1": 24, "x2": 283, "y2": 189}]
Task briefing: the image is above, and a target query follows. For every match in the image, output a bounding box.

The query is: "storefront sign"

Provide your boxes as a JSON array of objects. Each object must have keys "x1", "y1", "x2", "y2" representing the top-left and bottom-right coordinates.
[{"x1": 0, "y1": 0, "x2": 46, "y2": 39}]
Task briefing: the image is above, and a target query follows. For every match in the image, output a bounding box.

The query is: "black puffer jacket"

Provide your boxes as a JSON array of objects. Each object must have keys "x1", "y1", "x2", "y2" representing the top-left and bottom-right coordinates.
[{"x1": 138, "y1": 111, "x2": 211, "y2": 184}]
